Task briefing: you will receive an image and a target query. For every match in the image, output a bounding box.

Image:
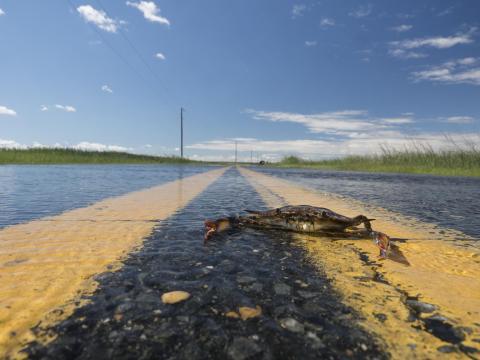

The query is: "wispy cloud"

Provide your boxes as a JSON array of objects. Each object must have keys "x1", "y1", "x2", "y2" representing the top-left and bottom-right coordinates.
[
  {"x1": 0, "y1": 139, "x2": 25, "y2": 149},
  {"x1": 77, "y1": 5, "x2": 119, "y2": 33},
  {"x1": 388, "y1": 49, "x2": 427, "y2": 59},
  {"x1": 412, "y1": 57, "x2": 480, "y2": 85},
  {"x1": 101, "y1": 85, "x2": 113, "y2": 93},
  {"x1": 349, "y1": 4, "x2": 372, "y2": 18},
  {"x1": 0, "y1": 8, "x2": 5, "y2": 16},
  {"x1": 245, "y1": 109, "x2": 414, "y2": 137},
  {"x1": 320, "y1": 18, "x2": 335, "y2": 28},
  {"x1": 0, "y1": 105, "x2": 17, "y2": 116},
  {"x1": 305, "y1": 40, "x2": 317, "y2": 47},
  {"x1": 292, "y1": 4, "x2": 306, "y2": 18},
  {"x1": 443, "y1": 116, "x2": 475, "y2": 124},
  {"x1": 187, "y1": 132, "x2": 480, "y2": 160},
  {"x1": 391, "y1": 24, "x2": 412, "y2": 33},
  {"x1": 436, "y1": 7, "x2": 454, "y2": 17},
  {"x1": 0, "y1": 140, "x2": 132, "y2": 152},
  {"x1": 126, "y1": 1, "x2": 170, "y2": 25},
  {"x1": 55, "y1": 104, "x2": 77, "y2": 112},
  {"x1": 74, "y1": 141, "x2": 130, "y2": 152},
  {"x1": 155, "y1": 52, "x2": 166, "y2": 60},
  {"x1": 390, "y1": 29, "x2": 475, "y2": 51},
  {"x1": 40, "y1": 105, "x2": 48, "y2": 112}
]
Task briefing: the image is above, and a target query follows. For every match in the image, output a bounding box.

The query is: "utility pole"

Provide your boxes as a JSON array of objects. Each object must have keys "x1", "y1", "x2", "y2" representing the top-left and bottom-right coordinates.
[
  {"x1": 180, "y1": 107, "x2": 184, "y2": 158},
  {"x1": 250, "y1": 150, "x2": 253, "y2": 163},
  {"x1": 235, "y1": 141, "x2": 238, "y2": 164}
]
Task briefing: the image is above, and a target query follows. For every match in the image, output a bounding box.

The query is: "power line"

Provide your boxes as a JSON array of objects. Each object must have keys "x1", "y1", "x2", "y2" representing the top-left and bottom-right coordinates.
[
  {"x1": 93, "y1": 0, "x2": 177, "y2": 104},
  {"x1": 65, "y1": 0, "x2": 173, "y2": 99}
]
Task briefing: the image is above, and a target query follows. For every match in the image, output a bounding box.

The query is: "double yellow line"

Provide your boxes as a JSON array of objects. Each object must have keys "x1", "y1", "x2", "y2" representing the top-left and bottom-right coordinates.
[{"x1": 0, "y1": 167, "x2": 227, "y2": 358}]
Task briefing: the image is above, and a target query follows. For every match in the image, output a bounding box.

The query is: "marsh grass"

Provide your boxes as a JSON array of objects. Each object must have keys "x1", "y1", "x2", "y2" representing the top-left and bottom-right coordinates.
[
  {"x1": 0, "y1": 148, "x2": 199, "y2": 165},
  {"x1": 277, "y1": 143, "x2": 480, "y2": 177}
]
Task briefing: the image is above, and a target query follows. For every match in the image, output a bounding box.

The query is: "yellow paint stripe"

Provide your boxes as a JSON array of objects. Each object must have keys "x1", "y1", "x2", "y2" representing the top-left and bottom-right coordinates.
[
  {"x1": 0, "y1": 167, "x2": 227, "y2": 358},
  {"x1": 240, "y1": 167, "x2": 480, "y2": 359}
]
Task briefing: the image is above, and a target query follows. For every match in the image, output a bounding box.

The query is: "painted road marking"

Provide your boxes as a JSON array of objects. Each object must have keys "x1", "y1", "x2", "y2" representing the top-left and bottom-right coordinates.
[
  {"x1": 240, "y1": 167, "x2": 480, "y2": 359},
  {"x1": 0, "y1": 167, "x2": 227, "y2": 358}
]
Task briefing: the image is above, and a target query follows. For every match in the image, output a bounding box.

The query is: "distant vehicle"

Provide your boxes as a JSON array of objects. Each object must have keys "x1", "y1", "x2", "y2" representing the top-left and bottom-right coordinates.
[{"x1": 259, "y1": 160, "x2": 266, "y2": 165}]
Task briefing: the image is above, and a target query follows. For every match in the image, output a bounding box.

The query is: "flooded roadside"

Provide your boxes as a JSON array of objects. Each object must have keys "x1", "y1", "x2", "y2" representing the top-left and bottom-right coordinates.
[
  {"x1": 254, "y1": 167, "x2": 480, "y2": 238},
  {"x1": 0, "y1": 165, "x2": 214, "y2": 229},
  {"x1": 23, "y1": 168, "x2": 385, "y2": 359},
  {"x1": 240, "y1": 167, "x2": 480, "y2": 358},
  {"x1": 0, "y1": 167, "x2": 226, "y2": 358}
]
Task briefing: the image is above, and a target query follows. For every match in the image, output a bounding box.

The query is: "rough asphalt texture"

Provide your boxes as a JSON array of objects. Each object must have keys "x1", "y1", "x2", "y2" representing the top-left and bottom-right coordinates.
[{"x1": 24, "y1": 168, "x2": 386, "y2": 359}]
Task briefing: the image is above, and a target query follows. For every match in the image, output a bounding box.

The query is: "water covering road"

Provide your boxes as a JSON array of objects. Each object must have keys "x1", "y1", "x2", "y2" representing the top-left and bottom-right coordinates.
[
  {"x1": 25, "y1": 167, "x2": 383, "y2": 359},
  {"x1": 0, "y1": 165, "x2": 212, "y2": 229},
  {"x1": 0, "y1": 165, "x2": 479, "y2": 359},
  {"x1": 254, "y1": 167, "x2": 480, "y2": 238}
]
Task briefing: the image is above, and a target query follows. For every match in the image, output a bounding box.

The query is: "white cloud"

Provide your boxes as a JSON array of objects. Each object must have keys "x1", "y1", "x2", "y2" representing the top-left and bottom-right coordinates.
[
  {"x1": 320, "y1": 18, "x2": 335, "y2": 28},
  {"x1": 388, "y1": 49, "x2": 428, "y2": 59},
  {"x1": 292, "y1": 4, "x2": 306, "y2": 18},
  {"x1": 349, "y1": 4, "x2": 372, "y2": 18},
  {"x1": 0, "y1": 8, "x2": 5, "y2": 16},
  {"x1": 381, "y1": 117, "x2": 414, "y2": 124},
  {"x1": 155, "y1": 52, "x2": 166, "y2": 60},
  {"x1": 0, "y1": 139, "x2": 25, "y2": 149},
  {"x1": 390, "y1": 30, "x2": 475, "y2": 51},
  {"x1": 126, "y1": 1, "x2": 170, "y2": 25},
  {"x1": 443, "y1": 116, "x2": 475, "y2": 124},
  {"x1": 187, "y1": 131, "x2": 480, "y2": 160},
  {"x1": 55, "y1": 104, "x2": 77, "y2": 112},
  {"x1": 40, "y1": 105, "x2": 48, "y2": 112},
  {"x1": 73, "y1": 142, "x2": 130, "y2": 152},
  {"x1": 305, "y1": 41, "x2": 317, "y2": 47},
  {"x1": 391, "y1": 24, "x2": 412, "y2": 32},
  {"x1": 412, "y1": 57, "x2": 480, "y2": 85},
  {"x1": 245, "y1": 109, "x2": 414, "y2": 136},
  {"x1": 77, "y1": 5, "x2": 119, "y2": 33},
  {"x1": 101, "y1": 85, "x2": 113, "y2": 93},
  {"x1": 144, "y1": 144, "x2": 153, "y2": 148},
  {"x1": 0, "y1": 105, "x2": 17, "y2": 116}
]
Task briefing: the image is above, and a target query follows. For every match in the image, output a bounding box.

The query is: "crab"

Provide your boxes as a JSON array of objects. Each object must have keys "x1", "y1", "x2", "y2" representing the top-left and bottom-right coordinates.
[{"x1": 204, "y1": 205, "x2": 390, "y2": 258}]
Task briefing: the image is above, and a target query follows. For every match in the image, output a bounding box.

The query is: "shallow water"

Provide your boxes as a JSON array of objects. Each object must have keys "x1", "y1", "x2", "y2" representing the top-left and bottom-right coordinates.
[
  {"x1": 253, "y1": 167, "x2": 480, "y2": 238},
  {"x1": 25, "y1": 168, "x2": 384, "y2": 359},
  {"x1": 0, "y1": 165, "x2": 213, "y2": 229},
  {"x1": 1, "y1": 165, "x2": 479, "y2": 359}
]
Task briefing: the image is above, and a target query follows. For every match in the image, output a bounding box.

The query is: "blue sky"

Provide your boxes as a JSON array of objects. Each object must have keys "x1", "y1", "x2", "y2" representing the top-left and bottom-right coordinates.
[{"x1": 0, "y1": 0, "x2": 479, "y2": 161}]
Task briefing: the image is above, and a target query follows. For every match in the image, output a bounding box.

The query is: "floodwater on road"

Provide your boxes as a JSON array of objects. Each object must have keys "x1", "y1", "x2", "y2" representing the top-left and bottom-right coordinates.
[
  {"x1": 254, "y1": 167, "x2": 480, "y2": 238},
  {"x1": 0, "y1": 165, "x2": 213, "y2": 229},
  {"x1": 0, "y1": 165, "x2": 479, "y2": 359}
]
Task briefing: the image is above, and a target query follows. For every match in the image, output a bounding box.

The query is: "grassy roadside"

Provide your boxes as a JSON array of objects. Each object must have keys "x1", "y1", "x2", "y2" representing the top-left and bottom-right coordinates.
[
  {"x1": 274, "y1": 150, "x2": 480, "y2": 177},
  {"x1": 0, "y1": 148, "x2": 202, "y2": 165}
]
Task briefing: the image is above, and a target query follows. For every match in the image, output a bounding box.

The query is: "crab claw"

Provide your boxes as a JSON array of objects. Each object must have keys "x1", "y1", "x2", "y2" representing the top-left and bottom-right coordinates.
[
  {"x1": 373, "y1": 231, "x2": 390, "y2": 259},
  {"x1": 204, "y1": 220, "x2": 217, "y2": 243}
]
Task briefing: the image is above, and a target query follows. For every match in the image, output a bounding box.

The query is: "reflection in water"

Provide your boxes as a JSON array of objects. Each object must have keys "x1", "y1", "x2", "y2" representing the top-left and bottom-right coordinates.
[{"x1": 0, "y1": 165, "x2": 214, "y2": 229}]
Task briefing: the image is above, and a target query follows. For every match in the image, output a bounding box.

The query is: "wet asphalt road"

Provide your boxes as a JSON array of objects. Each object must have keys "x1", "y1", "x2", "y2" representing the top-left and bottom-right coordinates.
[
  {"x1": 254, "y1": 167, "x2": 480, "y2": 239},
  {"x1": 24, "y1": 168, "x2": 385, "y2": 360}
]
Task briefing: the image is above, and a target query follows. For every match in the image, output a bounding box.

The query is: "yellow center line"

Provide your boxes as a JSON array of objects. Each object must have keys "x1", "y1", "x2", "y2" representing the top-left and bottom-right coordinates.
[
  {"x1": 240, "y1": 167, "x2": 480, "y2": 359},
  {"x1": 0, "y1": 167, "x2": 228, "y2": 358}
]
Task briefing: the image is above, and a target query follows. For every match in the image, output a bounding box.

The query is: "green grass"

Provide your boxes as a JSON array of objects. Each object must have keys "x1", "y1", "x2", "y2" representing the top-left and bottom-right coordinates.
[
  {"x1": 275, "y1": 147, "x2": 480, "y2": 177},
  {"x1": 0, "y1": 148, "x2": 201, "y2": 165}
]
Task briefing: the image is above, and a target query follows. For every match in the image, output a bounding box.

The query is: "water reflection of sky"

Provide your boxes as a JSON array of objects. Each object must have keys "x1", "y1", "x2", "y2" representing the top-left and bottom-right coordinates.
[
  {"x1": 0, "y1": 165, "x2": 213, "y2": 229},
  {"x1": 255, "y1": 167, "x2": 480, "y2": 238}
]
